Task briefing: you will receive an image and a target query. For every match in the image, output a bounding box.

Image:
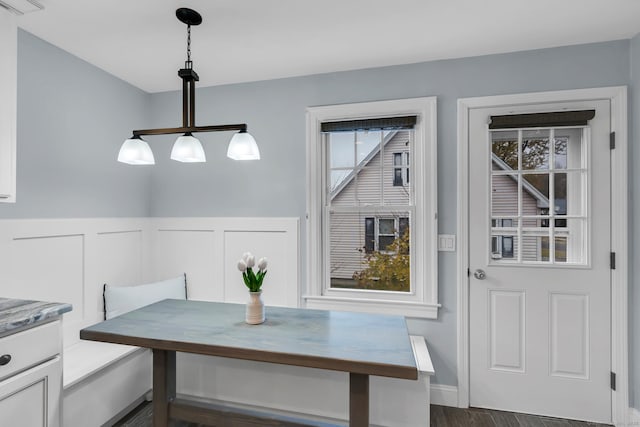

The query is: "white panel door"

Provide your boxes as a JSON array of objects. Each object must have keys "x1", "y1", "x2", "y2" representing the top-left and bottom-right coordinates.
[{"x1": 469, "y1": 100, "x2": 611, "y2": 423}]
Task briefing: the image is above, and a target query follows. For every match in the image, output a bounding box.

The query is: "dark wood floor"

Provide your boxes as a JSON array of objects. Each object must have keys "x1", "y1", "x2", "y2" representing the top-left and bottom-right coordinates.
[
  {"x1": 114, "y1": 402, "x2": 613, "y2": 427},
  {"x1": 430, "y1": 406, "x2": 611, "y2": 427}
]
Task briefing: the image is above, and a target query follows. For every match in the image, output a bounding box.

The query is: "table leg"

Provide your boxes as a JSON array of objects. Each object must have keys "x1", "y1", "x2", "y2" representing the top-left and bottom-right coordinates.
[
  {"x1": 153, "y1": 349, "x2": 176, "y2": 427},
  {"x1": 349, "y1": 373, "x2": 369, "y2": 427}
]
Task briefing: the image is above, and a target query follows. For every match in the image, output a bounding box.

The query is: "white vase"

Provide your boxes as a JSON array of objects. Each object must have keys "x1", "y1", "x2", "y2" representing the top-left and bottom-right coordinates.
[{"x1": 245, "y1": 291, "x2": 265, "y2": 324}]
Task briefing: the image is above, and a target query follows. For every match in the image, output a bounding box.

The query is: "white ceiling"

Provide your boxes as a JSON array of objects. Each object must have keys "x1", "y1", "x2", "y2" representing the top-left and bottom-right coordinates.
[{"x1": 13, "y1": 0, "x2": 640, "y2": 93}]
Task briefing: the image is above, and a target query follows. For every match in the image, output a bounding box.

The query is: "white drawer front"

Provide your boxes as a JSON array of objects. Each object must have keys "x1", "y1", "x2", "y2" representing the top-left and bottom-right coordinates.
[{"x1": 0, "y1": 321, "x2": 61, "y2": 381}]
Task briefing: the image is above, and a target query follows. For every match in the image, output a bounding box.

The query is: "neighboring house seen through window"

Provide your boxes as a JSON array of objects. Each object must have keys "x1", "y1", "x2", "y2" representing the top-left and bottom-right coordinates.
[
  {"x1": 305, "y1": 97, "x2": 438, "y2": 318},
  {"x1": 365, "y1": 216, "x2": 409, "y2": 254},
  {"x1": 326, "y1": 128, "x2": 413, "y2": 293},
  {"x1": 393, "y1": 152, "x2": 409, "y2": 186},
  {"x1": 491, "y1": 219, "x2": 514, "y2": 259},
  {"x1": 490, "y1": 130, "x2": 583, "y2": 264}
]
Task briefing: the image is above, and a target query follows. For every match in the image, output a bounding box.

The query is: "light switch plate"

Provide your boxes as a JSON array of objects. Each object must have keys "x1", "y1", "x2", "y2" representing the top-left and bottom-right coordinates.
[{"x1": 438, "y1": 234, "x2": 456, "y2": 252}]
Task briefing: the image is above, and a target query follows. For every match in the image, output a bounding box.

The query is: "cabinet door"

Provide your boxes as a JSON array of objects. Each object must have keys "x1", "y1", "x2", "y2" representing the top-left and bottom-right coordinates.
[
  {"x1": 0, "y1": 356, "x2": 62, "y2": 427},
  {"x1": 0, "y1": 8, "x2": 17, "y2": 202}
]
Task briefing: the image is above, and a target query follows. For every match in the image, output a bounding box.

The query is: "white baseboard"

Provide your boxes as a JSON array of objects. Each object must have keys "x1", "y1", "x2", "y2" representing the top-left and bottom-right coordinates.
[
  {"x1": 430, "y1": 384, "x2": 458, "y2": 407},
  {"x1": 629, "y1": 407, "x2": 640, "y2": 425},
  {"x1": 177, "y1": 393, "x2": 353, "y2": 426}
]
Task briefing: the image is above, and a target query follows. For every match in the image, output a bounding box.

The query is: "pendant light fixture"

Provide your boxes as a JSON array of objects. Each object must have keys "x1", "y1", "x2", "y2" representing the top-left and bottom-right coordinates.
[{"x1": 118, "y1": 8, "x2": 260, "y2": 165}]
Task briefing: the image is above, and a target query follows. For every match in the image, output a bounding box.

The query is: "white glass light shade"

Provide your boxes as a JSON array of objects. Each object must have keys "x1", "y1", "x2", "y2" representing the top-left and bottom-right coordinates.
[
  {"x1": 227, "y1": 131, "x2": 260, "y2": 160},
  {"x1": 171, "y1": 133, "x2": 206, "y2": 163},
  {"x1": 117, "y1": 136, "x2": 155, "y2": 165}
]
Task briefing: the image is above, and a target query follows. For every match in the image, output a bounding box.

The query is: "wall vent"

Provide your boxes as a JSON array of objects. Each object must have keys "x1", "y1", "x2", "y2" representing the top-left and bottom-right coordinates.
[{"x1": 0, "y1": 0, "x2": 44, "y2": 15}]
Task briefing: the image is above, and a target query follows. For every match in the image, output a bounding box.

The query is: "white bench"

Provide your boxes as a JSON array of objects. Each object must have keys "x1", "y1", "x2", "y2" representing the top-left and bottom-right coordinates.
[
  {"x1": 410, "y1": 335, "x2": 436, "y2": 424},
  {"x1": 62, "y1": 275, "x2": 186, "y2": 426},
  {"x1": 174, "y1": 334, "x2": 434, "y2": 427},
  {"x1": 62, "y1": 341, "x2": 151, "y2": 427}
]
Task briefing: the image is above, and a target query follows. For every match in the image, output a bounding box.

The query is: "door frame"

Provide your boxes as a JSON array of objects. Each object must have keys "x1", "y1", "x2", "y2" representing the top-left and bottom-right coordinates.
[{"x1": 456, "y1": 87, "x2": 629, "y2": 425}]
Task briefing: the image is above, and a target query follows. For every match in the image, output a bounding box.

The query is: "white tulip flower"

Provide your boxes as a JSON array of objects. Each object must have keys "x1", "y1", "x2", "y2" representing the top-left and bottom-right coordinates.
[
  {"x1": 242, "y1": 252, "x2": 252, "y2": 263},
  {"x1": 257, "y1": 257, "x2": 268, "y2": 271},
  {"x1": 246, "y1": 254, "x2": 256, "y2": 268},
  {"x1": 237, "y1": 259, "x2": 247, "y2": 272}
]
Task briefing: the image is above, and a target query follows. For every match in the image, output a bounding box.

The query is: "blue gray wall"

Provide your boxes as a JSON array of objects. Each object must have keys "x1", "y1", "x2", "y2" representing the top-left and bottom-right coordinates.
[
  {"x1": 0, "y1": 31, "x2": 152, "y2": 219},
  {"x1": 631, "y1": 32, "x2": 640, "y2": 411},
  {"x1": 148, "y1": 40, "x2": 631, "y2": 387},
  {"x1": 4, "y1": 29, "x2": 638, "y2": 397}
]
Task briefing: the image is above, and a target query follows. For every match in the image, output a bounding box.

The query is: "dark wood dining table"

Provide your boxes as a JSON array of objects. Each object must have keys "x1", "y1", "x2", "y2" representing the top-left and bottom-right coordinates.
[{"x1": 80, "y1": 299, "x2": 418, "y2": 427}]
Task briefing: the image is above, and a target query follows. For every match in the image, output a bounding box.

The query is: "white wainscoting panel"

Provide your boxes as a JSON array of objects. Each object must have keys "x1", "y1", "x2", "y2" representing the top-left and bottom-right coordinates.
[
  {"x1": 7, "y1": 233, "x2": 84, "y2": 330},
  {"x1": 93, "y1": 229, "x2": 145, "y2": 316},
  {"x1": 224, "y1": 230, "x2": 293, "y2": 307},
  {"x1": 148, "y1": 218, "x2": 300, "y2": 308},
  {"x1": 0, "y1": 218, "x2": 150, "y2": 347},
  {"x1": 152, "y1": 228, "x2": 220, "y2": 302}
]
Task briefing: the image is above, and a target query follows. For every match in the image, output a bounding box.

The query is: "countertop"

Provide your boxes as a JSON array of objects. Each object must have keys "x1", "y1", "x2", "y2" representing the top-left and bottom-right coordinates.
[{"x1": 0, "y1": 297, "x2": 72, "y2": 337}]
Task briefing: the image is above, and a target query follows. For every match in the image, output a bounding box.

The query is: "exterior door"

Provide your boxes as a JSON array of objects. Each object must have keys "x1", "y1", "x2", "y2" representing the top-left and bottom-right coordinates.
[{"x1": 469, "y1": 99, "x2": 611, "y2": 423}]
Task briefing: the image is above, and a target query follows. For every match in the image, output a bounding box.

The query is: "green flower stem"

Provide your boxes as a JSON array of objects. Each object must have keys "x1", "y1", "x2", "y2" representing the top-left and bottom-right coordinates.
[{"x1": 243, "y1": 267, "x2": 267, "y2": 292}]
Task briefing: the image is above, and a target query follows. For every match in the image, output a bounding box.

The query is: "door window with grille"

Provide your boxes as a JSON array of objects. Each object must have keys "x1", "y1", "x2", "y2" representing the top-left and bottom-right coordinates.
[{"x1": 490, "y1": 126, "x2": 588, "y2": 265}]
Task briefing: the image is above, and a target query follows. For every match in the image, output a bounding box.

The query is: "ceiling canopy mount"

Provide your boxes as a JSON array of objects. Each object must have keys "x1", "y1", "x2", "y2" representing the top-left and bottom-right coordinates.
[{"x1": 175, "y1": 8, "x2": 202, "y2": 26}]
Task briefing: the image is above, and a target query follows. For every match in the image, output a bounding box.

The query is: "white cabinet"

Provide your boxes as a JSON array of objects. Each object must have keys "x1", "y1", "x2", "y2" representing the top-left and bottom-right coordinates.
[
  {"x1": 0, "y1": 357, "x2": 61, "y2": 427},
  {"x1": 0, "y1": 322, "x2": 63, "y2": 426},
  {"x1": 0, "y1": 8, "x2": 17, "y2": 203}
]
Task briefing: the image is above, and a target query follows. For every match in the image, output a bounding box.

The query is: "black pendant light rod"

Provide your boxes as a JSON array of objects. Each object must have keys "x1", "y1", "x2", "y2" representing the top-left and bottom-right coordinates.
[
  {"x1": 132, "y1": 123, "x2": 247, "y2": 137},
  {"x1": 131, "y1": 8, "x2": 248, "y2": 138}
]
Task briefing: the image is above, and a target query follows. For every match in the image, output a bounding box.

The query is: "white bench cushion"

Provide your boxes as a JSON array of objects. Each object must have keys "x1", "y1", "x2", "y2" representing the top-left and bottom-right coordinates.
[{"x1": 103, "y1": 274, "x2": 186, "y2": 320}]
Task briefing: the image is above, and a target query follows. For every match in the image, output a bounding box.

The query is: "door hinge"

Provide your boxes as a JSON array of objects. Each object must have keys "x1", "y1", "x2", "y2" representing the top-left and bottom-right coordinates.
[
  {"x1": 610, "y1": 132, "x2": 615, "y2": 149},
  {"x1": 611, "y1": 371, "x2": 616, "y2": 391},
  {"x1": 467, "y1": 268, "x2": 470, "y2": 277},
  {"x1": 610, "y1": 252, "x2": 616, "y2": 270}
]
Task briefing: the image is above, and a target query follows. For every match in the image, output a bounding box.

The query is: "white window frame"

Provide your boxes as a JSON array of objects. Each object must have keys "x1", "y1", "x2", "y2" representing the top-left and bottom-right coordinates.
[{"x1": 305, "y1": 97, "x2": 438, "y2": 318}]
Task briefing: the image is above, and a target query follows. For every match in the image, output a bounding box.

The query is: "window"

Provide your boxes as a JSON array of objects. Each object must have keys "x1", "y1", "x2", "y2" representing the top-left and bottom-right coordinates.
[
  {"x1": 305, "y1": 97, "x2": 438, "y2": 318},
  {"x1": 393, "y1": 152, "x2": 409, "y2": 186},
  {"x1": 490, "y1": 128, "x2": 587, "y2": 264},
  {"x1": 327, "y1": 127, "x2": 413, "y2": 293}
]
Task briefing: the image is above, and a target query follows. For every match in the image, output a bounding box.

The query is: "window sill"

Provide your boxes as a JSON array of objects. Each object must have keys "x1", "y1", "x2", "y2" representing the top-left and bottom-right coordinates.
[{"x1": 303, "y1": 295, "x2": 439, "y2": 319}]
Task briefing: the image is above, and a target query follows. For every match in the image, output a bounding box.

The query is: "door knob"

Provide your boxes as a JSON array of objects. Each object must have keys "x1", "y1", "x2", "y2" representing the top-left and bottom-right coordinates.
[
  {"x1": 0, "y1": 354, "x2": 11, "y2": 366},
  {"x1": 473, "y1": 269, "x2": 486, "y2": 280}
]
